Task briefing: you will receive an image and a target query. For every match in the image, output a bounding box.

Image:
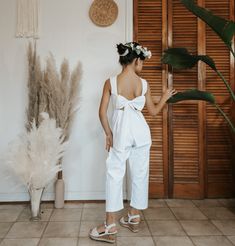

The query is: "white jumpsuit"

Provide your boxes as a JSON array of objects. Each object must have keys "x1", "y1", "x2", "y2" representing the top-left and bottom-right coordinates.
[{"x1": 105, "y1": 76, "x2": 152, "y2": 212}]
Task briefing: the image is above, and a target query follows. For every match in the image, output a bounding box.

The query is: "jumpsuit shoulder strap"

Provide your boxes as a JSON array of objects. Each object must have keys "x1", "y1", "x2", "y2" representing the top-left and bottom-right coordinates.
[
  {"x1": 141, "y1": 78, "x2": 148, "y2": 96},
  {"x1": 109, "y1": 76, "x2": 118, "y2": 95}
]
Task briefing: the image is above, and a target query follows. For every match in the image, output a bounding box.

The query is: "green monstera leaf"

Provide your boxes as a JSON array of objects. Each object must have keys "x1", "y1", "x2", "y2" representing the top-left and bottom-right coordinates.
[{"x1": 180, "y1": 0, "x2": 235, "y2": 54}]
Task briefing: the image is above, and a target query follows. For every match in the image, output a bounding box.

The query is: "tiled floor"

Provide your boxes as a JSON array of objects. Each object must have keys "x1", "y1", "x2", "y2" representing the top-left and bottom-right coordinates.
[{"x1": 0, "y1": 199, "x2": 235, "y2": 245}]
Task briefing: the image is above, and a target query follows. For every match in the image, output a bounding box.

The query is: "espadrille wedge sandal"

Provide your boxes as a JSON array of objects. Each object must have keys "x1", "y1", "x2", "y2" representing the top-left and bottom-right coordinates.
[
  {"x1": 119, "y1": 213, "x2": 140, "y2": 233},
  {"x1": 89, "y1": 222, "x2": 117, "y2": 244}
]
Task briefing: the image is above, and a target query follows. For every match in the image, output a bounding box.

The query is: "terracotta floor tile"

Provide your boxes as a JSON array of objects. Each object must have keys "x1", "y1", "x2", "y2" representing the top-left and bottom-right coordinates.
[
  {"x1": 180, "y1": 220, "x2": 222, "y2": 236},
  {"x1": 0, "y1": 210, "x2": 22, "y2": 223},
  {"x1": 190, "y1": 236, "x2": 233, "y2": 246},
  {"x1": 227, "y1": 235, "x2": 235, "y2": 245},
  {"x1": 153, "y1": 236, "x2": 194, "y2": 246},
  {"x1": 0, "y1": 223, "x2": 12, "y2": 238},
  {"x1": 212, "y1": 220, "x2": 235, "y2": 235},
  {"x1": 0, "y1": 238, "x2": 40, "y2": 246},
  {"x1": 38, "y1": 237, "x2": 78, "y2": 246},
  {"x1": 171, "y1": 207, "x2": 207, "y2": 220},
  {"x1": 165, "y1": 199, "x2": 195, "y2": 208},
  {"x1": 82, "y1": 208, "x2": 106, "y2": 221},
  {"x1": 200, "y1": 207, "x2": 235, "y2": 220},
  {"x1": 5, "y1": 222, "x2": 46, "y2": 238},
  {"x1": 148, "y1": 199, "x2": 167, "y2": 208},
  {"x1": 143, "y1": 208, "x2": 175, "y2": 220},
  {"x1": 64, "y1": 203, "x2": 84, "y2": 209},
  {"x1": 43, "y1": 221, "x2": 80, "y2": 238},
  {"x1": 192, "y1": 199, "x2": 223, "y2": 208},
  {"x1": 83, "y1": 203, "x2": 105, "y2": 209},
  {"x1": 50, "y1": 208, "x2": 82, "y2": 221},
  {"x1": 0, "y1": 205, "x2": 26, "y2": 210},
  {"x1": 17, "y1": 208, "x2": 52, "y2": 221},
  {"x1": 41, "y1": 203, "x2": 54, "y2": 209},
  {"x1": 116, "y1": 236, "x2": 155, "y2": 246},
  {"x1": 218, "y1": 199, "x2": 235, "y2": 208},
  {"x1": 78, "y1": 237, "x2": 117, "y2": 246},
  {"x1": 147, "y1": 220, "x2": 186, "y2": 236}
]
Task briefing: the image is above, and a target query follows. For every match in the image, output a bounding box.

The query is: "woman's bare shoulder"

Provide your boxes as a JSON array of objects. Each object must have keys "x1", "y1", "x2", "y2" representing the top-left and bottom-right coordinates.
[{"x1": 139, "y1": 76, "x2": 147, "y2": 82}]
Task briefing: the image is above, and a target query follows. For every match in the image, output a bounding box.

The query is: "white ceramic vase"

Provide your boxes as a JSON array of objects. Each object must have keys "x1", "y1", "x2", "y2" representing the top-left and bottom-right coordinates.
[{"x1": 54, "y1": 178, "x2": 65, "y2": 208}]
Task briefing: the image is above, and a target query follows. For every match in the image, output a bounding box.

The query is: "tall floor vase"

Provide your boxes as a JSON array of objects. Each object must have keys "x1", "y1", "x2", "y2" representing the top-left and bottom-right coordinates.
[{"x1": 54, "y1": 171, "x2": 65, "y2": 208}]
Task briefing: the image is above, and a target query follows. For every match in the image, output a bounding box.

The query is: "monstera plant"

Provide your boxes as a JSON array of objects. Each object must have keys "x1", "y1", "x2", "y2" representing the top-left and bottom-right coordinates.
[{"x1": 161, "y1": 0, "x2": 235, "y2": 133}]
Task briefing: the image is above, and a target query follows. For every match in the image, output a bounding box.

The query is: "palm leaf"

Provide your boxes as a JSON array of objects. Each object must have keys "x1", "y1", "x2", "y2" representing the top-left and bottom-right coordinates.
[
  {"x1": 162, "y1": 48, "x2": 235, "y2": 101},
  {"x1": 167, "y1": 89, "x2": 235, "y2": 133},
  {"x1": 180, "y1": 0, "x2": 235, "y2": 54},
  {"x1": 167, "y1": 89, "x2": 215, "y2": 104},
  {"x1": 161, "y1": 48, "x2": 216, "y2": 70}
]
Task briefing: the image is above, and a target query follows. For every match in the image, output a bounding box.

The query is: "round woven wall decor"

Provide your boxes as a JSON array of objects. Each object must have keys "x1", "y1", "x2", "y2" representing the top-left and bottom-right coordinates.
[{"x1": 89, "y1": 0, "x2": 118, "y2": 27}]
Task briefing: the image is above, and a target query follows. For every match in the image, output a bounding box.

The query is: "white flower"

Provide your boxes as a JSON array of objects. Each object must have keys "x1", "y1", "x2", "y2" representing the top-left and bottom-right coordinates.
[
  {"x1": 124, "y1": 42, "x2": 152, "y2": 59},
  {"x1": 147, "y1": 50, "x2": 152, "y2": 59}
]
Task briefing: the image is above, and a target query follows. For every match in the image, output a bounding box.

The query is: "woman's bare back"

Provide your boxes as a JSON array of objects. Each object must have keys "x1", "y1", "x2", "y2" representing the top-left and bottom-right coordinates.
[{"x1": 116, "y1": 73, "x2": 143, "y2": 100}]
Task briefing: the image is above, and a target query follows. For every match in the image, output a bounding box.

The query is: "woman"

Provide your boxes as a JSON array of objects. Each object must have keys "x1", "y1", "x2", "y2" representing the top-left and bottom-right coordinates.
[{"x1": 89, "y1": 42, "x2": 176, "y2": 243}]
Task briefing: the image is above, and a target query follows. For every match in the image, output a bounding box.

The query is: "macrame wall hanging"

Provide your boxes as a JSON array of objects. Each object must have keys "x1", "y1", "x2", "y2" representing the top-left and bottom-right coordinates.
[
  {"x1": 16, "y1": 0, "x2": 40, "y2": 38},
  {"x1": 89, "y1": 0, "x2": 118, "y2": 27}
]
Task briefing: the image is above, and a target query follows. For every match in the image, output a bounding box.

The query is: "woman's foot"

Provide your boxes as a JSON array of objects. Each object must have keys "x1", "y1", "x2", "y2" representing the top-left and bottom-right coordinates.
[
  {"x1": 127, "y1": 210, "x2": 141, "y2": 222},
  {"x1": 119, "y1": 213, "x2": 141, "y2": 233},
  {"x1": 95, "y1": 222, "x2": 117, "y2": 234},
  {"x1": 89, "y1": 222, "x2": 117, "y2": 244}
]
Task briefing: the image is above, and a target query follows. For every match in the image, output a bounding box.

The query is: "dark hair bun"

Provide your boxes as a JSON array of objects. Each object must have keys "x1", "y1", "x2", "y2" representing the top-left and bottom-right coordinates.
[
  {"x1": 116, "y1": 43, "x2": 129, "y2": 56},
  {"x1": 116, "y1": 42, "x2": 146, "y2": 66}
]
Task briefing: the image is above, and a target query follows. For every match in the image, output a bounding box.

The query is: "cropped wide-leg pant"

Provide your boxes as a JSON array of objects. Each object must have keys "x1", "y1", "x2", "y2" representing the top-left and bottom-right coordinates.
[{"x1": 105, "y1": 143, "x2": 151, "y2": 212}]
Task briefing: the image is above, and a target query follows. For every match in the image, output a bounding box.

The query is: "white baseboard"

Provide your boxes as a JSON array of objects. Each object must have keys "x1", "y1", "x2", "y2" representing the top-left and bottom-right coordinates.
[{"x1": 0, "y1": 191, "x2": 127, "y2": 202}]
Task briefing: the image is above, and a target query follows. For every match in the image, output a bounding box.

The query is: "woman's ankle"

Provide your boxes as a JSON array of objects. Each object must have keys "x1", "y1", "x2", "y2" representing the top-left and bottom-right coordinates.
[
  {"x1": 129, "y1": 208, "x2": 140, "y2": 215},
  {"x1": 106, "y1": 212, "x2": 116, "y2": 226},
  {"x1": 128, "y1": 208, "x2": 140, "y2": 222}
]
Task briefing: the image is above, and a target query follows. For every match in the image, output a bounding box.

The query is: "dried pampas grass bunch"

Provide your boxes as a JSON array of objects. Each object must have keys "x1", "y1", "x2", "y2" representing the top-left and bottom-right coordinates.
[
  {"x1": 26, "y1": 42, "x2": 82, "y2": 141},
  {"x1": 5, "y1": 113, "x2": 67, "y2": 189}
]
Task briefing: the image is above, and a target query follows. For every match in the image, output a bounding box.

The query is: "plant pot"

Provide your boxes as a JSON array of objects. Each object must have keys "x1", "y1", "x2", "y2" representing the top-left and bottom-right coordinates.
[
  {"x1": 28, "y1": 186, "x2": 45, "y2": 221},
  {"x1": 54, "y1": 178, "x2": 65, "y2": 208}
]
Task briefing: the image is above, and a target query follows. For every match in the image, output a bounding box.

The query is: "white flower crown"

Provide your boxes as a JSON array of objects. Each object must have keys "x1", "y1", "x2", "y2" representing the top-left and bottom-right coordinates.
[{"x1": 120, "y1": 42, "x2": 152, "y2": 59}]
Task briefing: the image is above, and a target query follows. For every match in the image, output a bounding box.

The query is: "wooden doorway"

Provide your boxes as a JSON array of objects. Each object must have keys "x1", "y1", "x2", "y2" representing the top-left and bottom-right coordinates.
[{"x1": 134, "y1": 0, "x2": 235, "y2": 199}]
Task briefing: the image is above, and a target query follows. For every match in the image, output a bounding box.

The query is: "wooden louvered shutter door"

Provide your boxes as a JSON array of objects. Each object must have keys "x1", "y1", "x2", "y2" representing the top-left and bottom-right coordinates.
[
  {"x1": 134, "y1": 0, "x2": 235, "y2": 199},
  {"x1": 134, "y1": 0, "x2": 168, "y2": 197},
  {"x1": 205, "y1": 0, "x2": 235, "y2": 197},
  {"x1": 168, "y1": 0, "x2": 204, "y2": 198}
]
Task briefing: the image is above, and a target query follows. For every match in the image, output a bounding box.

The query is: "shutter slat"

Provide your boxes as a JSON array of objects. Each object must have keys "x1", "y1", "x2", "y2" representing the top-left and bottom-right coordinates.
[{"x1": 205, "y1": 0, "x2": 234, "y2": 197}]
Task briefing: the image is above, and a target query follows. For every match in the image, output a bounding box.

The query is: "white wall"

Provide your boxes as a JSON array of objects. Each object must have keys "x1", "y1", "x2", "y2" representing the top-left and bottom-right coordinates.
[{"x1": 0, "y1": 0, "x2": 133, "y2": 201}]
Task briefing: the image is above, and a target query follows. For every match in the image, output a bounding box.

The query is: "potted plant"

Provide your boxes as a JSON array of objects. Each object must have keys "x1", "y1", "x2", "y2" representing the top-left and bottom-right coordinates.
[
  {"x1": 4, "y1": 113, "x2": 67, "y2": 220},
  {"x1": 26, "y1": 42, "x2": 82, "y2": 208}
]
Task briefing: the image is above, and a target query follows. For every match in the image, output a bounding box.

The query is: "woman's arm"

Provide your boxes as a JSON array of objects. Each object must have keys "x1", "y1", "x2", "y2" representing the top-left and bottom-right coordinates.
[
  {"x1": 145, "y1": 83, "x2": 176, "y2": 117},
  {"x1": 99, "y1": 79, "x2": 113, "y2": 151}
]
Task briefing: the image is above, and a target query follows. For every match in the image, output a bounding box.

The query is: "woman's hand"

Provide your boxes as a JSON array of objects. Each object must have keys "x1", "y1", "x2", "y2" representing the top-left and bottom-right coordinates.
[
  {"x1": 106, "y1": 133, "x2": 113, "y2": 152},
  {"x1": 146, "y1": 85, "x2": 177, "y2": 117},
  {"x1": 162, "y1": 88, "x2": 177, "y2": 102}
]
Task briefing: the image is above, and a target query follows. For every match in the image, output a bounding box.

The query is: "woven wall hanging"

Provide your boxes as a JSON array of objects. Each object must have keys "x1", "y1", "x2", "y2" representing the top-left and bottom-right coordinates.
[
  {"x1": 16, "y1": 0, "x2": 40, "y2": 38},
  {"x1": 89, "y1": 0, "x2": 118, "y2": 27}
]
